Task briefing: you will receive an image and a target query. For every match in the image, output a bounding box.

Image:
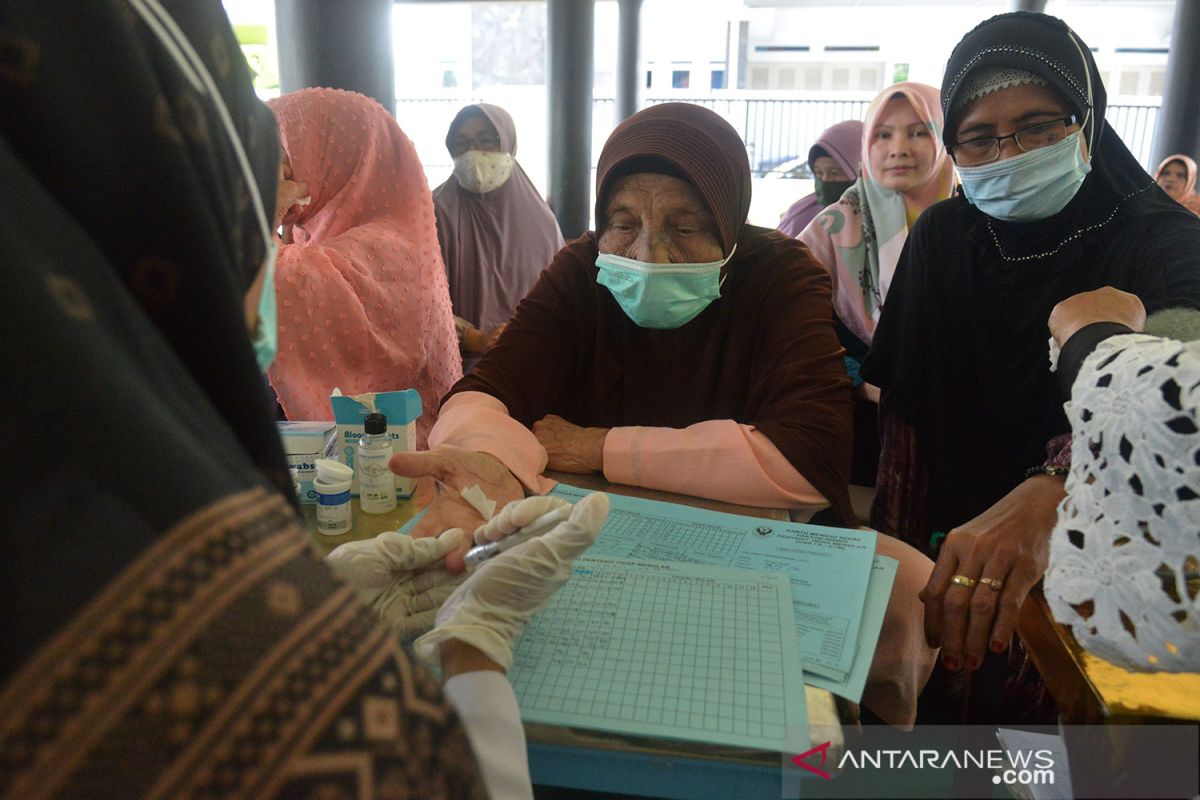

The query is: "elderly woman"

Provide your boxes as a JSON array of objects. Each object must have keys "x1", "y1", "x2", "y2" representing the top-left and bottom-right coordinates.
[
  {"x1": 394, "y1": 103, "x2": 938, "y2": 727},
  {"x1": 861, "y1": 12, "x2": 1200, "y2": 720},
  {"x1": 433, "y1": 104, "x2": 563, "y2": 361},
  {"x1": 777, "y1": 119, "x2": 864, "y2": 237},
  {"x1": 1155, "y1": 153, "x2": 1200, "y2": 217},
  {"x1": 267, "y1": 89, "x2": 462, "y2": 446}
]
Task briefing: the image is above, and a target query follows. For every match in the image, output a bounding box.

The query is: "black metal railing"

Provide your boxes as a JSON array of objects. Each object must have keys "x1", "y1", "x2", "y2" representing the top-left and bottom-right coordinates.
[{"x1": 397, "y1": 96, "x2": 1162, "y2": 176}]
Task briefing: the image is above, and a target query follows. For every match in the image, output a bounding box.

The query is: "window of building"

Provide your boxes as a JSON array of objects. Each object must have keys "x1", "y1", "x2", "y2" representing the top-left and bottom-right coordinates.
[
  {"x1": 778, "y1": 67, "x2": 796, "y2": 90},
  {"x1": 646, "y1": 69, "x2": 653, "y2": 89},
  {"x1": 804, "y1": 67, "x2": 822, "y2": 90},
  {"x1": 711, "y1": 69, "x2": 726, "y2": 89},
  {"x1": 1119, "y1": 70, "x2": 1139, "y2": 95},
  {"x1": 672, "y1": 69, "x2": 690, "y2": 89},
  {"x1": 750, "y1": 67, "x2": 769, "y2": 90},
  {"x1": 859, "y1": 67, "x2": 880, "y2": 90},
  {"x1": 832, "y1": 67, "x2": 850, "y2": 91},
  {"x1": 1149, "y1": 69, "x2": 1165, "y2": 96}
]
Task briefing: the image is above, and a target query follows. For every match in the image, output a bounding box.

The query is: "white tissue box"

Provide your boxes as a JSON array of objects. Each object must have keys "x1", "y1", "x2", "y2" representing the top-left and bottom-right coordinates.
[{"x1": 277, "y1": 421, "x2": 338, "y2": 504}]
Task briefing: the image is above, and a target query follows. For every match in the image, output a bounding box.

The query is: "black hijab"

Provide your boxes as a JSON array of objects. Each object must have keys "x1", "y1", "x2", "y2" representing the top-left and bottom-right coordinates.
[
  {"x1": 0, "y1": 0, "x2": 290, "y2": 498},
  {"x1": 0, "y1": 5, "x2": 483, "y2": 797},
  {"x1": 863, "y1": 11, "x2": 1200, "y2": 534}
]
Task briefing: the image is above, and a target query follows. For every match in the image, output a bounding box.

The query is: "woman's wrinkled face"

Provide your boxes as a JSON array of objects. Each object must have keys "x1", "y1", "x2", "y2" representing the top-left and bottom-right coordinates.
[
  {"x1": 868, "y1": 96, "x2": 937, "y2": 194},
  {"x1": 1157, "y1": 160, "x2": 1188, "y2": 197},
  {"x1": 598, "y1": 173, "x2": 724, "y2": 264},
  {"x1": 812, "y1": 155, "x2": 851, "y2": 182}
]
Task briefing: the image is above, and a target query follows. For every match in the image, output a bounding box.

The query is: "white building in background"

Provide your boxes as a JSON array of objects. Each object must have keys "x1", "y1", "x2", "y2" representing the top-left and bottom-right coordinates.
[{"x1": 226, "y1": 0, "x2": 1178, "y2": 225}]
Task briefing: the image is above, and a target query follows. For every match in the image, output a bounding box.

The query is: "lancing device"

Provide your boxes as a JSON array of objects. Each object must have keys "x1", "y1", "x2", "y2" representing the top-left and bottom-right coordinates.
[{"x1": 464, "y1": 505, "x2": 572, "y2": 569}]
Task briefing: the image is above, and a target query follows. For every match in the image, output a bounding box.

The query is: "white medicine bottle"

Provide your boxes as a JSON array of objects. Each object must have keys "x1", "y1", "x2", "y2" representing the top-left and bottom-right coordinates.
[
  {"x1": 358, "y1": 412, "x2": 396, "y2": 514},
  {"x1": 314, "y1": 458, "x2": 353, "y2": 536}
]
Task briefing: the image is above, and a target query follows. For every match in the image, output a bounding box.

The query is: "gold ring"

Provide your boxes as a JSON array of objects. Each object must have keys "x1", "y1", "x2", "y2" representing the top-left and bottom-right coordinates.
[
  {"x1": 950, "y1": 575, "x2": 977, "y2": 589},
  {"x1": 979, "y1": 577, "x2": 1004, "y2": 591}
]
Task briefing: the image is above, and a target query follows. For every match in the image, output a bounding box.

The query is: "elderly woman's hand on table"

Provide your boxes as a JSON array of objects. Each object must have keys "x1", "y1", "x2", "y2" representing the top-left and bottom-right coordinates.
[
  {"x1": 919, "y1": 474, "x2": 1064, "y2": 672},
  {"x1": 532, "y1": 414, "x2": 610, "y2": 473},
  {"x1": 389, "y1": 445, "x2": 526, "y2": 573}
]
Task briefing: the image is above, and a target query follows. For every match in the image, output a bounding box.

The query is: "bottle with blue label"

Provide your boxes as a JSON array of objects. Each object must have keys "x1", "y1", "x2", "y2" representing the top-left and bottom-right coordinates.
[
  {"x1": 314, "y1": 458, "x2": 353, "y2": 535},
  {"x1": 358, "y1": 412, "x2": 396, "y2": 514}
]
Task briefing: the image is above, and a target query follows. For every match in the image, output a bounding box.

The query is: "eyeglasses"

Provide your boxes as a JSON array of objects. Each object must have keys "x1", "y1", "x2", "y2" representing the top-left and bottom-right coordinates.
[
  {"x1": 448, "y1": 133, "x2": 502, "y2": 156},
  {"x1": 951, "y1": 115, "x2": 1077, "y2": 166}
]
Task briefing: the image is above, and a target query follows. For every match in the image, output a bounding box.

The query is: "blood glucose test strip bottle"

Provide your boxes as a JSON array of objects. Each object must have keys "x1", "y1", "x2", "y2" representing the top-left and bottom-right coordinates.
[{"x1": 314, "y1": 458, "x2": 353, "y2": 535}]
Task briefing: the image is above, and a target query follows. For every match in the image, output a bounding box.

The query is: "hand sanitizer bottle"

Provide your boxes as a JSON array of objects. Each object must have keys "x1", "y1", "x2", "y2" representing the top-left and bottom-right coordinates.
[{"x1": 358, "y1": 412, "x2": 396, "y2": 514}]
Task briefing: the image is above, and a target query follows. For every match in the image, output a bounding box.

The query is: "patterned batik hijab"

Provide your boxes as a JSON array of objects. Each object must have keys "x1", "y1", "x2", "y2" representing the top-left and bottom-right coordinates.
[{"x1": 0, "y1": 3, "x2": 483, "y2": 798}]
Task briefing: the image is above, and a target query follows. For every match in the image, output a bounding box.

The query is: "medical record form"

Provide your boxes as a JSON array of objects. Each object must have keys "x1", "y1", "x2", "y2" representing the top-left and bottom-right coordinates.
[
  {"x1": 550, "y1": 483, "x2": 878, "y2": 687},
  {"x1": 509, "y1": 557, "x2": 808, "y2": 751}
]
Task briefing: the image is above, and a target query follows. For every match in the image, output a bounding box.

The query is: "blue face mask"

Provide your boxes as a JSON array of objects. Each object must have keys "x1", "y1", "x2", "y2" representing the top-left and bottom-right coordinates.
[
  {"x1": 957, "y1": 131, "x2": 1092, "y2": 223},
  {"x1": 596, "y1": 244, "x2": 736, "y2": 329},
  {"x1": 251, "y1": 241, "x2": 279, "y2": 372}
]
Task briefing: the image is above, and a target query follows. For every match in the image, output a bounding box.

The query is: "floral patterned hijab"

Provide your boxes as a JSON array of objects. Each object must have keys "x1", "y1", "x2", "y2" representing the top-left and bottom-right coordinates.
[{"x1": 799, "y1": 82, "x2": 956, "y2": 346}]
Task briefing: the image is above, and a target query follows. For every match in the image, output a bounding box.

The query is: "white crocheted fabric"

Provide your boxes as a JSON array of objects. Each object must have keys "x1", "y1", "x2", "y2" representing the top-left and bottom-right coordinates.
[
  {"x1": 1046, "y1": 334, "x2": 1200, "y2": 672},
  {"x1": 955, "y1": 66, "x2": 1048, "y2": 109}
]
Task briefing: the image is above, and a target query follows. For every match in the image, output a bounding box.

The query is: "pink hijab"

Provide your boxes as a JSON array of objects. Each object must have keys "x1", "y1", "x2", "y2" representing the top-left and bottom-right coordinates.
[
  {"x1": 799, "y1": 83, "x2": 956, "y2": 346},
  {"x1": 267, "y1": 88, "x2": 462, "y2": 447},
  {"x1": 1155, "y1": 154, "x2": 1200, "y2": 216}
]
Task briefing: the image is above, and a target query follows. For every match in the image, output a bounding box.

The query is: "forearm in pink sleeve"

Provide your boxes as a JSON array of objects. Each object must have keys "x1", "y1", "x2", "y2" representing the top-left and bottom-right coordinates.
[
  {"x1": 602, "y1": 420, "x2": 828, "y2": 508},
  {"x1": 428, "y1": 392, "x2": 555, "y2": 494}
]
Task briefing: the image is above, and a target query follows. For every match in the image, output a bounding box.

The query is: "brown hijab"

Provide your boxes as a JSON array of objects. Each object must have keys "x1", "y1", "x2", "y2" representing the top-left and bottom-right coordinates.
[
  {"x1": 455, "y1": 103, "x2": 854, "y2": 522},
  {"x1": 432, "y1": 104, "x2": 564, "y2": 331},
  {"x1": 595, "y1": 102, "x2": 752, "y2": 255}
]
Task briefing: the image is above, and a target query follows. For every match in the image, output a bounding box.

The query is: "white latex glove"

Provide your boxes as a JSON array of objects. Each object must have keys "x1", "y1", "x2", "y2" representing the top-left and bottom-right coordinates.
[
  {"x1": 415, "y1": 492, "x2": 610, "y2": 669},
  {"x1": 326, "y1": 528, "x2": 467, "y2": 640},
  {"x1": 473, "y1": 495, "x2": 574, "y2": 544}
]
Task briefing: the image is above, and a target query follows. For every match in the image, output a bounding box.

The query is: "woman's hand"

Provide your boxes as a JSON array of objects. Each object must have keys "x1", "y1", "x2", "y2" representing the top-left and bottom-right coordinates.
[
  {"x1": 1047, "y1": 286, "x2": 1145, "y2": 347},
  {"x1": 463, "y1": 323, "x2": 507, "y2": 355},
  {"x1": 274, "y1": 157, "x2": 309, "y2": 233},
  {"x1": 532, "y1": 414, "x2": 609, "y2": 473},
  {"x1": 919, "y1": 474, "x2": 1064, "y2": 672},
  {"x1": 325, "y1": 527, "x2": 468, "y2": 640},
  {"x1": 415, "y1": 493, "x2": 611, "y2": 670},
  {"x1": 389, "y1": 446, "x2": 525, "y2": 573}
]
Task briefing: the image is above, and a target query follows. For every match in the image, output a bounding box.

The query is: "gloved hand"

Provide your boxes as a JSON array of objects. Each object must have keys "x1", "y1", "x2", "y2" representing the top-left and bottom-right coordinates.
[
  {"x1": 415, "y1": 492, "x2": 610, "y2": 669},
  {"x1": 326, "y1": 527, "x2": 467, "y2": 640},
  {"x1": 473, "y1": 495, "x2": 574, "y2": 544}
]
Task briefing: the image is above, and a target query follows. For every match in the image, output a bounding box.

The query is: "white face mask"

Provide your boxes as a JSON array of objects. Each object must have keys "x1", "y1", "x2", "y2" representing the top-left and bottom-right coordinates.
[{"x1": 453, "y1": 151, "x2": 514, "y2": 194}]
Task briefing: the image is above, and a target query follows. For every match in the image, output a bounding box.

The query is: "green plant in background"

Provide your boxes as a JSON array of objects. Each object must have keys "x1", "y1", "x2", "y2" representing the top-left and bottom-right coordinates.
[
  {"x1": 892, "y1": 63, "x2": 909, "y2": 84},
  {"x1": 233, "y1": 23, "x2": 278, "y2": 92}
]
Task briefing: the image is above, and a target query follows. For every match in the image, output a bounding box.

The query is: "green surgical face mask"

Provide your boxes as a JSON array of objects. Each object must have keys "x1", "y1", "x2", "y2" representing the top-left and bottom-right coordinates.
[
  {"x1": 814, "y1": 177, "x2": 855, "y2": 207},
  {"x1": 596, "y1": 245, "x2": 736, "y2": 329}
]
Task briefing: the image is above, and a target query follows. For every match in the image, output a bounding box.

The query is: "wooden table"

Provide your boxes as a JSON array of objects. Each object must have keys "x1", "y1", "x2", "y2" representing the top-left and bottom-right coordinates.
[
  {"x1": 1017, "y1": 586, "x2": 1200, "y2": 723},
  {"x1": 303, "y1": 473, "x2": 846, "y2": 799}
]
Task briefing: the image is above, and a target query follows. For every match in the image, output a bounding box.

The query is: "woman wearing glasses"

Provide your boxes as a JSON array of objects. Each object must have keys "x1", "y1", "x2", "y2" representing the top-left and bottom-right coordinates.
[
  {"x1": 433, "y1": 105, "x2": 564, "y2": 366},
  {"x1": 860, "y1": 12, "x2": 1200, "y2": 722}
]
